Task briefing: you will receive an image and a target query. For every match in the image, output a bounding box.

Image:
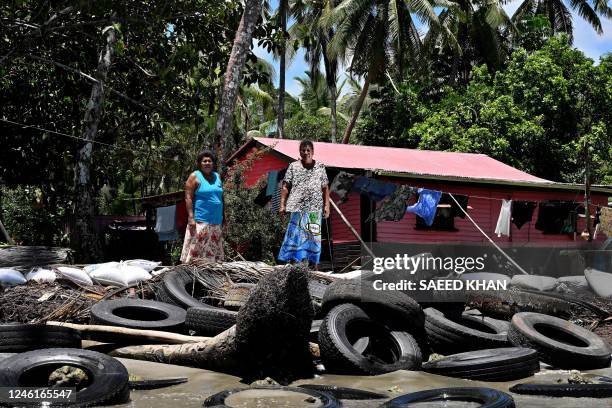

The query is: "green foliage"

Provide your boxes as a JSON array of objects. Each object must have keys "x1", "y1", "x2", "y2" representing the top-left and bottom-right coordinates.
[
  {"x1": 222, "y1": 149, "x2": 287, "y2": 263},
  {"x1": 355, "y1": 36, "x2": 612, "y2": 184},
  {"x1": 285, "y1": 112, "x2": 347, "y2": 142},
  {"x1": 0, "y1": 186, "x2": 67, "y2": 246},
  {"x1": 355, "y1": 83, "x2": 428, "y2": 148}
]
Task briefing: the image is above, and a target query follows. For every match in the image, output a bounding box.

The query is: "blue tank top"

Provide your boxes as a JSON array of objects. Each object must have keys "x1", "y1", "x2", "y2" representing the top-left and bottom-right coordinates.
[{"x1": 194, "y1": 170, "x2": 223, "y2": 224}]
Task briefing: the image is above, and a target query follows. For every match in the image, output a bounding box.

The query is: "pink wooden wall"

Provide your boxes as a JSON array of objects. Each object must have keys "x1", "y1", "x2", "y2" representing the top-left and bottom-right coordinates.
[
  {"x1": 376, "y1": 178, "x2": 609, "y2": 246},
  {"x1": 234, "y1": 147, "x2": 609, "y2": 246}
]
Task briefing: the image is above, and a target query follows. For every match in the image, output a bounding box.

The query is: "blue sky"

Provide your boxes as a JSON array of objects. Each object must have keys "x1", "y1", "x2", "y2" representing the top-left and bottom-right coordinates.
[{"x1": 252, "y1": 1, "x2": 612, "y2": 98}]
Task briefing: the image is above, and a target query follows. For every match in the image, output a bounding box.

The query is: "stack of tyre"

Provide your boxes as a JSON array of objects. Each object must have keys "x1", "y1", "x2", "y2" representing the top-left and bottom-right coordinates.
[
  {"x1": 314, "y1": 280, "x2": 426, "y2": 375},
  {"x1": 0, "y1": 325, "x2": 131, "y2": 406},
  {"x1": 420, "y1": 303, "x2": 611, "y2": 381}
]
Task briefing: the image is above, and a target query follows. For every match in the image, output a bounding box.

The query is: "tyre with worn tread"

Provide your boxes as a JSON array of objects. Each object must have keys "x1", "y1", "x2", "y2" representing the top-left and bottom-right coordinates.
[
  {"x1": 381, "y1": 387, "x2": 515, "y2": 408},
  {"x1": 0, "y1": 324, "x2": 81, "y2": 352},
  {"x1": 203, "y1": 385, "x2": 339, "y2": 407},
  {"x1": 422, "y1": 347, "x2": 539, "y2": 382},
  {"x1": 509, "y1": 383, "x2": 612, "y2": 398},
  {"x1": 298, "y1": 384, "x2": 387, "y2": 400},
  {"x1": 223, "y1": 283, "x2": 255, "y2": 310},
  {"x1": 321, "y1": 280, "x2": 424, "y2": 331},
  {"x1": 508, "y1": 312, "x2": 611, "y2": 369},
  {"x1": 90, "y1": 299, "x2": 186, "y2": 332},
  {"x1": 0, "y1": 348, "x2": 129, "y2": 407},
  {"x1": 425, "y1": 308, "x2": 510, "y2": 354},
  {"x1": 185, "y1": 307, "x2": 237, "y2": 335},
  {"x1": 319, "y1": 303, "x2": 421, "y2": 375},
  {"x1": 155, "y1": 269, "x2": 214, "y2": 309}
]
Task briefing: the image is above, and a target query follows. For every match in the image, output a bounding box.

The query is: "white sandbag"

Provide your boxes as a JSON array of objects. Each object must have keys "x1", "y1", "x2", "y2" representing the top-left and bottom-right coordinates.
[
  {"x1": 90, "y1": 264, "x2": 151, "y2": 287},
  {"x1": 121, "y1": 265, "x2": 151, "y2": 285},
  {"x1": 460, "y1": 272, "x2": 511, "y2": 286},
  {"x1": 25, "y1": 267, "x2": 57, "y2": 283},
  {"x1": 121, "y1": 259, "x2": 161, "y2": 272},
  {"x1": 511, "y1": 274, "x2": 558, "y2": 291},
  {"x1": 585, "y1": 268, "x2": 612, "y2": 299},
  {"x1": 56, "y1": 266, "x2": 93, "y2": 286},
  {"x1": 83, "y1": 262, "x2": 120, "y2": 274},
  {"x1": 0, "y1": 268, "x2": 27, "y2": 286}
]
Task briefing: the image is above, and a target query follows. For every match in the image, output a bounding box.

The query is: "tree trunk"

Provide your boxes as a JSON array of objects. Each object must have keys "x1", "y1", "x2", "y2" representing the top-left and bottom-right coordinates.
[
  {"x1": 329, "y1": 83, "x2": 337, "y2": 143},
  {"x1": 73, "y1": 26, "x2": 117, "y2": 263},
  {"x1": 341, "y1": 71, "x2": 372, "y2": 144},
  {"x1": 322, "y1": 38, "x2": 337, "y2": 143},
  {"x1": 214, "y1": 0, "x2": 265, "y2": 171},
  {"x1": 277, "y1": 0, "x2": 287, "y2": 139}
]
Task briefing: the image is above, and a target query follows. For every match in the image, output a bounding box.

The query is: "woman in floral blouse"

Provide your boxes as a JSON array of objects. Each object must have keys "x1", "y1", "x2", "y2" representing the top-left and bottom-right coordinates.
[{"x1": 278, "y1": 140, "x2": 330, "y2": 266}]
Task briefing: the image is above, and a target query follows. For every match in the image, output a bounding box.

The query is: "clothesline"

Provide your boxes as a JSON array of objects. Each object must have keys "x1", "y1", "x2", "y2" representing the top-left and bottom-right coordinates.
[{"x1": 333, "y1": 172, "x2": 602, "y2": 209}]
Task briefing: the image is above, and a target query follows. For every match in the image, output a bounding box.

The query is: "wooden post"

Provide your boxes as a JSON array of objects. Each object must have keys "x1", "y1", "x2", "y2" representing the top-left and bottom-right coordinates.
[{"x1": 329, "y1": 199, "x2": 376, "y2": 259}]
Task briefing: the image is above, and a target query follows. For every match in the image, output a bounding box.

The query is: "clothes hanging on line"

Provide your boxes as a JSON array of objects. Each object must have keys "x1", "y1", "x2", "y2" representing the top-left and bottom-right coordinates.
[
  {"x1": 330, "y1": 171, "x2": 356, "y2": 203},
  {"x1": 511, "y1": 201, "x2": 537, "y2": 229},
  {"x1": 495, "y1": 199, "x2": 512, "y2": 237},
  {"x1": 155, "y1": 204, "x2": 178, "y2": 241},
  {"x1": 352, "y1": 176, "x2": 398, "y2": 202},
  {"x1": 535, "y1": 201, "x2": 579, "y2": 234},
  {"x1": 406, "y1": 188, "x2": 442, "y2": 226},
  {"x1": 367, "y1": 185, "x2": 415, "y2": 222},
  {"x1": 268, "y1": 168, "x2": 287, "y2": 213},
  {"x1": 265, "y1": 170, "x2": 279, "y2": 196}
]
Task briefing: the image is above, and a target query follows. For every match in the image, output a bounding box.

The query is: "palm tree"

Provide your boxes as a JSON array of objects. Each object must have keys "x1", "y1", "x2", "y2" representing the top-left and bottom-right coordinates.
[
  {"x1": 338, "y1": 76, "x2": 374, "y2": 117},
  {"x1": 295, "y1": 70, "x2": 330, "y2": 112},
  {"x1": 424, "y1": 0, "x2": 514, "y2": 84},
  {"x1": 512, "y1": 0, "x2": 612, "y2": 43},
  {"x1": 322, "y1": 0, "x2": 447, "y2": 143},
  {"x1": 277, "y1": 0, "x2": 288, "y2": 139},
  {"x1": 215, "y1": 0, "x2": 265, "y2": 168},
  {"x1": 291, "y1": 0, "x2": 342, "y2": 142}
]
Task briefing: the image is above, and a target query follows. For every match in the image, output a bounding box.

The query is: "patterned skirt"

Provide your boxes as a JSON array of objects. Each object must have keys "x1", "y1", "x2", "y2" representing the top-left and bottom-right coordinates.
[
  {"x1": 180, "y1": 222, "x2": 224, "y2": 263},
  {"x1": 278, "y1": 211, "x2": 322, "y2": 264}
]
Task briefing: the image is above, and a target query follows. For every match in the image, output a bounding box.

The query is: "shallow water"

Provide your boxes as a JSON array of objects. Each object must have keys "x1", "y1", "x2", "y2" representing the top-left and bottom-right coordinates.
[{"x1": 116, "y1": 358, "x2": 612, "y2": 408}]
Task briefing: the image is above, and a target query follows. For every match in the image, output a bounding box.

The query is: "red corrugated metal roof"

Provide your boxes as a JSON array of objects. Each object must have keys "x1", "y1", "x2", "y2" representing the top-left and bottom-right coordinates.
[{"x1": 248, "y1": 137, "x2": 550, "y2": 184}]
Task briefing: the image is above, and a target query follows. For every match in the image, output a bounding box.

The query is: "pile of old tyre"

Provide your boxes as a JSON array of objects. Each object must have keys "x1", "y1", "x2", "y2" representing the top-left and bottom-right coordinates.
[
  {"x1": 314, "y1": 280, "x2": 426, "y2": 375},
  {"x1": 420, "y1": 305, "x2": 611, "y2": 381},
  {"x1": 0, "y1": 324, "x2": 131, "y2": 406},
  {"x1": 154, "y1": 268, "x2": 331, "y2": 336},
  {"x1": 203, "y1": 384, "x2": 518, "y2": 407}
]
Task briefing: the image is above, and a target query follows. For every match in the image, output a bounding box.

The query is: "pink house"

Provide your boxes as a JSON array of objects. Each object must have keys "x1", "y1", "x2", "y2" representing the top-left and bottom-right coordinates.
[{"x1": 228, "y1": 137, "x2": 611, "y2": 270}]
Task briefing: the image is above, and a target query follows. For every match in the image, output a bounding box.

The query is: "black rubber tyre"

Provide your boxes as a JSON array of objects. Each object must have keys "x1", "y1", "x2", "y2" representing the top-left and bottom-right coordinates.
[
  {"x1": 424, "y1": 308, "x2": 510, "y2": 354},
  {"x1": 298, "y1": 384, "x2": 387, "y2": 400},
  {"x1": 0, "y1": 324, "x2": 81, "y2": 352},
  {"x1": 128, "y1": 377, "x2": 188, "y2": 390},
  {"x1": 90, "y1": 299, "x2": 186, "y2": 332},
  {"x1": 509, "y1": 383, "x2": 612, "y2": 398},
  {"x1": 223, "y1": 283, "x2": 255, "y2": 310},
  {"x1": 312, "y1": 319, "x2": 370, "y2": 352},
  {"x1": 156, "y1": 269, "x2": 214, "y2": 309},
  {"x1": 319, "y1": 303, "x2": 422, "y2": 375},
  {"x1": 321, "y1": 280, "x2": 424, "y2": 331},
  {"x1": 422, "y1": 347, "x2": 540, "y2": 382},
  {"x1": 381, "y1": 387, "x2": 515, "y2": 408},
  {"x1": 203, "y1": 385, "x2": 340, "y2": 407},
  {"x1": 508, "y1": 312, "x2": 611, "y2": 369},
  {"x1": 185, "y1": 307, "x2": 237, "y2": 335},
  {"x1": 0, "y1": 348, "x2": 129, "y2": 407}
]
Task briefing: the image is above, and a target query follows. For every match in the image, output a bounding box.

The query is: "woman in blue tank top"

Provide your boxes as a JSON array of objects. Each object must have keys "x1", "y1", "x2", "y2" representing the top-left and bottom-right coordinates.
[{"x1": 180, "y1": 150, "x2": 225, "y2": 263}]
